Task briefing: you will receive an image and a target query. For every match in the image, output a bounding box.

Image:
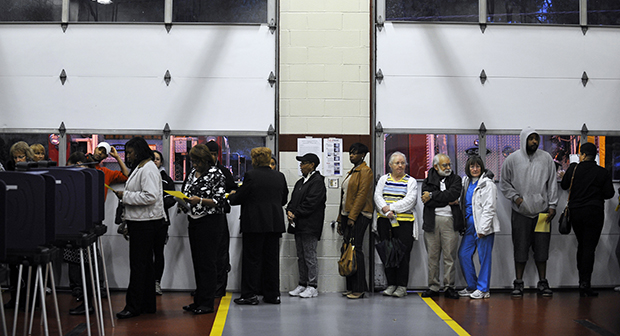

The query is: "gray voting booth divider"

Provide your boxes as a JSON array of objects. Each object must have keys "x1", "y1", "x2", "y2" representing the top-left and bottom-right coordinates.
[{"x1": 0, "y1": 165, "x2": 110, "y2": 336}]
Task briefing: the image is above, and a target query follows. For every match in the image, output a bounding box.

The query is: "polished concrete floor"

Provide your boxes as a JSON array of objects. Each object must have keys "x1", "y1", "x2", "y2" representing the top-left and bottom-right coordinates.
[{"x1": 2, "y1": 288, "x2": 620, "y2": 336}]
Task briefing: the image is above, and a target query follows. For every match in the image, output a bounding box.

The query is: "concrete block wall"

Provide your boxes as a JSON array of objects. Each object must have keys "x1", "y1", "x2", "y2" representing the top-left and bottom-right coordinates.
[
  {"x1": 279, "y1": 0, "x2": 370, "y2": 293},
  {"x1": 279, "y1": 0, "x2": 370, "y2": 135}
]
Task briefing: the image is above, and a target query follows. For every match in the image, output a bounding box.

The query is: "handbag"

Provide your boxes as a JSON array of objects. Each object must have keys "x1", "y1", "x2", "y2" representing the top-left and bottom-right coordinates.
[
  {"x1": 558, "y1": 164, "x2": 577, "y2": 235},
  {"x1": 338, "y1": 238, "x2": 357, "y2": 277}
]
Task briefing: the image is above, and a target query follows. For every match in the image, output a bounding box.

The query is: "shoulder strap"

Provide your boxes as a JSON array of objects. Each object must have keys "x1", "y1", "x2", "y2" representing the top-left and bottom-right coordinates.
[{"x1": 567, "y1": 164, "x2": 578, "y2": 202}]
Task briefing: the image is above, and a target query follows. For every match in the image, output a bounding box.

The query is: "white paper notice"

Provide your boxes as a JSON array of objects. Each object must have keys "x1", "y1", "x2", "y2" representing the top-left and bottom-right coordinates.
[
  {"x1": 297, "y1": 137, "x2": 323, "y2": 175},
  {"x1": 323, "y1": 138, "x2": 343, "y2": 176}
]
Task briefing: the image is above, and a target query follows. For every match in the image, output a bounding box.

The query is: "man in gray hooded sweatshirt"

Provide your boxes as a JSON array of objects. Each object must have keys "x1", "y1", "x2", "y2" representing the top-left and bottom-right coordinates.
[{"x1": 500, "y1": 127, "x2": 558, "y2": 297}]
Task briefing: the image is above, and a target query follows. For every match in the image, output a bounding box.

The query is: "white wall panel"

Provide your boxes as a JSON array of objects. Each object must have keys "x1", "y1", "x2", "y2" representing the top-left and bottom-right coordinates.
[
  {"x1": 376, "y1": 23, "x2": 620, "y2": 132},
  {"x1": 0, "y1": 24, "x2": 275, "y2": 132}
]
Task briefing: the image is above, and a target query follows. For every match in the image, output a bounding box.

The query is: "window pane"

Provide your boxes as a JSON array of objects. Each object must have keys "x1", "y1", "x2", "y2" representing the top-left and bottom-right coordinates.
[
  {"x1": 487, "y1": 0, "x2": 579, "y2": 24},
  {"x1": 0, "y1": 0, "x2": 61, "y2": 22},
  {"x1": 386, "y1": 0, "x2": 478, "y2": 22},
  {"x1": 603, "y1": 136, "x2": 620, "y2": 180},
  {"x1": 0, "y1": 133, "x2": 55, "y2": 170},
  {"x1": 588, "y1": 0, "x2": 620, "y2": 26},
  {"x1": 173, "y1": 0, "x2": 268, "y2": 23},
  {"x1": 69, "y1": 0, "x2": 164, "y2": 22},
  {"x1": 170, "y1": 135, "x2": 265, "y2": 182},
  {"x1": 383, "y1": 134, "x2": 476, "y2": 180},
  {"x1": 68, "y1": 134, "x2": 164, "y2": 173}
]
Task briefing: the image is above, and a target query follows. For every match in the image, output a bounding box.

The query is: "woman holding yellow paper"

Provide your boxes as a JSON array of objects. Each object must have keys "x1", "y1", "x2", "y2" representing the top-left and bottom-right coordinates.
[
  {"x1": 458, "y1": 156, "x2": 500, "y2": 299},
  {"x1": 180, "y1": 144, "x2": 227, "y2": 314}
]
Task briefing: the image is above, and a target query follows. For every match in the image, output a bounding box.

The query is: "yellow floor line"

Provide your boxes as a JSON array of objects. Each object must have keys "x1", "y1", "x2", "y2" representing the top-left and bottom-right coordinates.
[
  {"x1": 419, "y1": 293, "x2": 471, "y2": 336},
  {"x1": 210, "y1": 292, "x2": 232, "y2": 336}
]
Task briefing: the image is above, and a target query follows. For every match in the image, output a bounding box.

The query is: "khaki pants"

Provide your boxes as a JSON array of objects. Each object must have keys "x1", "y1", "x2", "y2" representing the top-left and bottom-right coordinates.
[{"x1": 424, "y1": 216, "x2": 459, "y2": 292}]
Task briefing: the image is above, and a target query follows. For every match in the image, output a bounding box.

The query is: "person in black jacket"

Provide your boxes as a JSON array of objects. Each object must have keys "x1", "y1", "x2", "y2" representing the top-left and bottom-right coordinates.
[
  {"x1": 286, "y1": 153, "x2": 326, "y2": 299},
  {"x1": 152, "y1": 150, "x2": 176, "y2": 295},
  {"x1": 229, "y1": 147, "x2": 288, "y2": 305},
  {"x1": 420, "y1": 154, "x2": 463, "y2": 299},
  {"x1": 206, "y1": 141, "x2": 238, "y2": 297},
  {"x1": 560, "y1": 142, "x2": 615, "y2": 297}
]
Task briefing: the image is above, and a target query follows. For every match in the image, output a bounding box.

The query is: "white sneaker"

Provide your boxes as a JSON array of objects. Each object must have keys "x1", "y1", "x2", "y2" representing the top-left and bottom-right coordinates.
[
  {"x1": 470, "y1": 289, "x2": 490, "y2": 299},
  {"x1": 458, "y1": 288, "x2": 474, "y2": 297},
  {"x1": 299, "y1": 287, "x2": 318, "y2": 298},
  {"x1": 288, "y1": 285, "x2": 306, "y2": 297},
  {"x1": 615, "y1": 286, "x2": 620, "y2": 292},
  {"x1": 155, "y1": 281, "x2": 163, "y2": 295},
  {"x1": 383, "y1": 285, "x2": 396, "y2": 296},
  {"x1": 392, "y1": 286, "x2": 408, "y2": 298}
]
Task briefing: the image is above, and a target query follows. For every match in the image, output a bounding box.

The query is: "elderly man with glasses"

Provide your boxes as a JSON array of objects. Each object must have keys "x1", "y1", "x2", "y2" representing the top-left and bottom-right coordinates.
[{"x1": 420, "y1": 153, "x2": 463, "y2": 299}]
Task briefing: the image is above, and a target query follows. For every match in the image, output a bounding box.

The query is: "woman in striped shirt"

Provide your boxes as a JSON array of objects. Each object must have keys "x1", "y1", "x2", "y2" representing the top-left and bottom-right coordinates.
[{"x1": 374, "y1": 151, "x2": 418, "y2": 298}]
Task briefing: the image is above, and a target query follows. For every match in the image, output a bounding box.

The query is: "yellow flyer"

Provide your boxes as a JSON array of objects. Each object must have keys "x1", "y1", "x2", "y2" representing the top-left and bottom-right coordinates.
[
  {"x1": 535, "y1": 213, "x2": 550, "y2": 233},
  {"x1": 165, "y1": 190, "x2": 189, "y2": 200}
]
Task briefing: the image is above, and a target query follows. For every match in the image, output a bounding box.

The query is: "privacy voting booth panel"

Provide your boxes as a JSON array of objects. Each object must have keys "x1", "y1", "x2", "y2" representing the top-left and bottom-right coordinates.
[
  {"x1": 0, "y1": 172, "x2": 53, "y2": 251},
  {"x1": 0, "y1": 24, "x2": 276, "y2": 132},
  {"x1": 37, "y1": 168, "x2": 87, "y2": 236},
  {"x1": 0, "y1": 180, "x2": 6, "y2": 260},
  {"x1": 376, "y1": 23, "x2": 620, "y2": 132}
]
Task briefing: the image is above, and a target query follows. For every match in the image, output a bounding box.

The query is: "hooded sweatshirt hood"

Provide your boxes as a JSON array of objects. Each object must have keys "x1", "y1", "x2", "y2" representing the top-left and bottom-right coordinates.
[{"x1": 520, "y1": 127, "x2": 538, "y2": 158}]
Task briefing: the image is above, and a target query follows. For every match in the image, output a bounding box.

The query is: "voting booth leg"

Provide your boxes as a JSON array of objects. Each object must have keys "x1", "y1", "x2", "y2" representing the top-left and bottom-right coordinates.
[
  {"x1": 22, "y1": 266, "x2": 33, "y2": 336},
  {"x1": 43, "y1": 262, "x2": 62, "y2": 335},
  {"x1": 87, "y1": 247, "x2": 102, "y2": 336},
  {"x1": 1, "y1": 278, "x2": 8, "y2": 336},
  {"x1": 79, "y1": 249, "x2": 92, "y2": 336},
  {"x1": 97, "y1": 237, "x2": 115, "y2": 328},
  {"x1": 91, "y1": 242, "x2": 106, "y2": 333},
  {"x1": 11, "y1": 264, "x2": 23, "y2": 336},
  {"x1": 27, "y1": 266, "x2": 49, "y2": 336}
]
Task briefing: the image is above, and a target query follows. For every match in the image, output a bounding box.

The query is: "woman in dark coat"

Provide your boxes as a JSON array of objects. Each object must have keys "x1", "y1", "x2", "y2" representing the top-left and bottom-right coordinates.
[
  {"x1": 229, "y1": 147, "x2": 288, "y2": 305},
  {"x1": 286, "y1": 153, "x2": 326, "y2": 298},
  {"x1": 560, "y1": 142, "x2": 615, "y2": 297},
  {"x1": 152, "y1": 150, "x2": 176, "y2": 295}
]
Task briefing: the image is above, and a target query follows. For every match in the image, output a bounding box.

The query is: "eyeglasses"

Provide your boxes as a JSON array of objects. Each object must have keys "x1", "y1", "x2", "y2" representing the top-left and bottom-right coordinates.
[
  {"x1": 440, "y1": 163, "x2": 451, "y2": 168},
  {"x1": 300, "y1": 161, "x2": 311, "y2": 165}
]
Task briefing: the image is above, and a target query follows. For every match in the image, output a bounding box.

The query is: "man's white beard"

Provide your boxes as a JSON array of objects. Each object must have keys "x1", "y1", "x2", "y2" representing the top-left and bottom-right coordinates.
[{"x1": 438, "y1": 168, "x2": 451, "y2": 177}]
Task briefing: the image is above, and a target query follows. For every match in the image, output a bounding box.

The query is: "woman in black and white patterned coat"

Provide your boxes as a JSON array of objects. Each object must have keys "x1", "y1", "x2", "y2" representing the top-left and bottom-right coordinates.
[{"x1": 180, "y1": 144, "x2": 227, "y2": 315}]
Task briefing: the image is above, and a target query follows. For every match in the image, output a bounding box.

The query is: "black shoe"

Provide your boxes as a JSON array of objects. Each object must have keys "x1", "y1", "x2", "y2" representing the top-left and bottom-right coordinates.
[
  {"x1": 263, "y1": 296, "x2": 281, "y2": 304},
  {"x1": 183, "y1": 304, "x2": 198, "y2": 312},
  {"x1": 421, "y1": 289, "x2": 439, "y2": 298},
  {"x1": 579, "y1": 281, "x2": 598, "y2": 297},
  {"x1": 193, "y1": 307, "x2": 214, "y2": 315},
  {"x1": 233, "y1": 296, "x2": 259, "y2": 305},
  {"x1": 190, "y1": 290, "x2": 196, "y2": 297},
  {"x1": 444, "y1": 288, "x2": 460, "y2": 299},
  {"x1": 69, "y1": 303, "x2": 94, "y2": 315},
  {"x1": 116, "y1": 309, "x2": 139, "y2": 319},
  {"x1": 512, "y1": 279, "x2": 524, "y2": 297},
  {"x1": 537, "y1": 279, "x2": 553, "y2": 297}
]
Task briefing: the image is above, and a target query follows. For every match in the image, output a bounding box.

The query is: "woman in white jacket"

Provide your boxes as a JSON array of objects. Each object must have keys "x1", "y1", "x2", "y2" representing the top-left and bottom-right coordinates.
[
  {"x1": 114, "y1": 137, "x2": 165, "y2": 319},
  {"x1": 374, "y1": 151, "x2": 417, "y2": 298},
  {"x1": 457, "y1": 156, "x2": 500, "y2": 299}
]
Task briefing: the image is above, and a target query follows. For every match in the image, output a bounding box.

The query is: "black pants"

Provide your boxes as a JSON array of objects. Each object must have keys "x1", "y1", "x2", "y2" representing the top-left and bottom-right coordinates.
[
  {"x1": 240, "y1": 232, "x2": 281, "y2": 301},
  {"x1": 215, "y1": 222, "x2": 231, "y2": 297},
  {"x1": 124, "y1": 219, "x2": 160, "y2": 314},
  {"x1": 377, "y1": 218, "x2": 414, "y2": 287},
  {"x1": 153, "y1": 221, "x2": 169, "y2": 282},
  {"x1": 189, "y1": 214, "x2": 226, "y2": 310},
  {"x1": 571, "y1": 206, "x2": 604, "y2": 284},
  {"x1": 344, "y1": 216, "x2": 370, "y2": 293}
]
